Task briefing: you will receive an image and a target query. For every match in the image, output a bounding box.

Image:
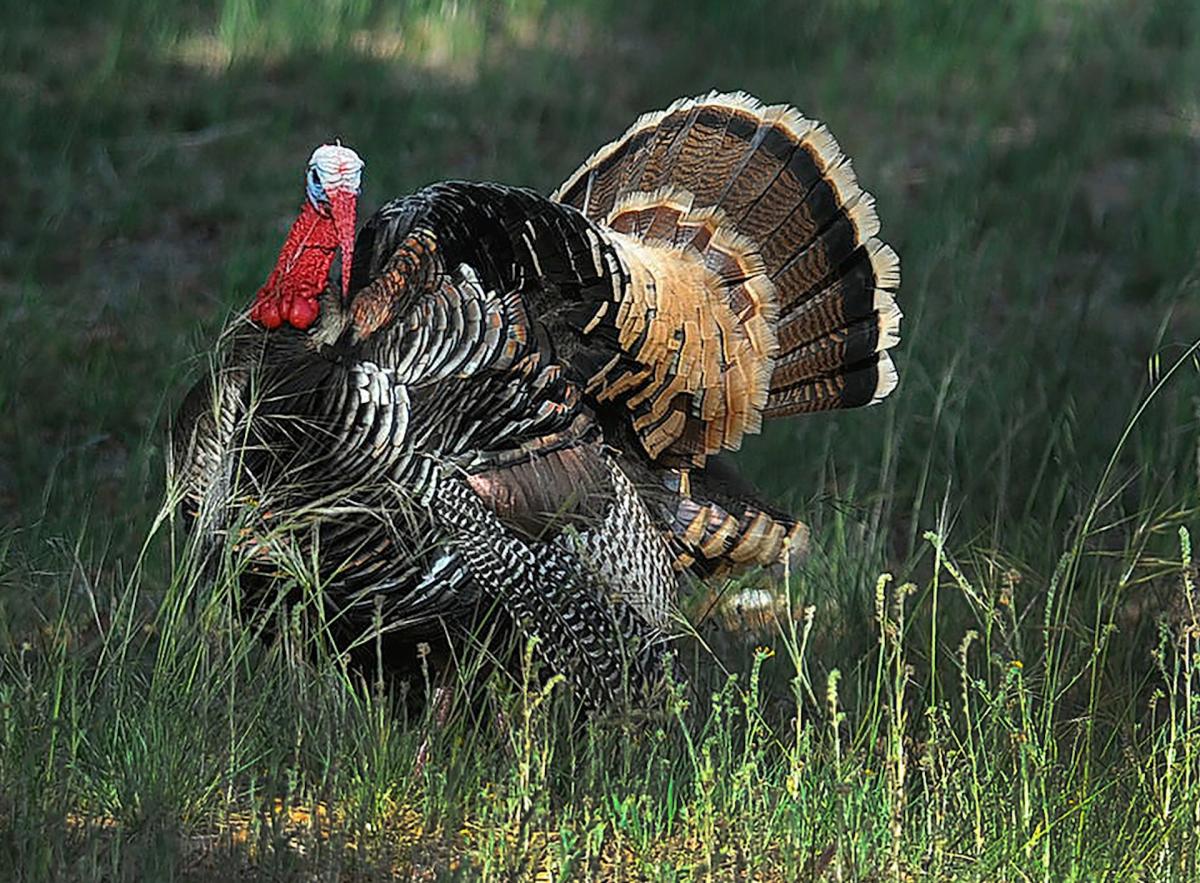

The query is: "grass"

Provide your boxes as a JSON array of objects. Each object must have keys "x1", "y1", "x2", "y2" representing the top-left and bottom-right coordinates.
[{"x1": 3, "y1": 0, "x2": 1200, "y2": 877}]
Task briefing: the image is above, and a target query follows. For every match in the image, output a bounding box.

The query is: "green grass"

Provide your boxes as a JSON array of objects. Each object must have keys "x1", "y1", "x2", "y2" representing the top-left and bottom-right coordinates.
[{"x1": 3, "y1": 0, "x2": 1200, "y2": 878}]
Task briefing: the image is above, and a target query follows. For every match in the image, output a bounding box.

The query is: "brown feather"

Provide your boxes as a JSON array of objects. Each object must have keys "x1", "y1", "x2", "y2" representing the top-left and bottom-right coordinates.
[{"x1": 554, "y1": 92, "x2": 902, "y2": 468}]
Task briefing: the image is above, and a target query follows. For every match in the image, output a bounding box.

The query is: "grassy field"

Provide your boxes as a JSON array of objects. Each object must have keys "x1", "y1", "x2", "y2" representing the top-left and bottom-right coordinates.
[{"x1": 3, "y1": 0, "x2": 1200, "y2": 878}]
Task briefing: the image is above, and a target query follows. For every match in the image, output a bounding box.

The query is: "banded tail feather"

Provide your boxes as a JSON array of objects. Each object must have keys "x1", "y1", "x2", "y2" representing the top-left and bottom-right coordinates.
[
  {"x1": 659, "y1": 459, "x2": 809, "y2": 576},
  {"x1": 554, "y1": 91, "x2": 901, "y2": 464},
  {"x1": 176, "y1": 94, "x2": 905, "y2": 709},
  {"x1": 669, "y1": 496, "x2": 809, "y2": 577}
]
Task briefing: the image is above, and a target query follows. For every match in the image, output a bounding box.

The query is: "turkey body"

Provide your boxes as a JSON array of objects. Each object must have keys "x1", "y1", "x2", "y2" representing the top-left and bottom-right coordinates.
[{"x1": 173, "y1": 93, "x2": 901, "y2": 706}]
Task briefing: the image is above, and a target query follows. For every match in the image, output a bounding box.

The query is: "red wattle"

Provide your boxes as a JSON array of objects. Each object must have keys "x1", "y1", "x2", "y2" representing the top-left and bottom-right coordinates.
[
  {"x1": 286, "y1": 292, "x2": 319, "y2": 330},
  {"x1": 329, "y1": 188, "x2": 358, "y2": 299},
  {"x1": 251, "y1": 200, "x2": 348, "y2": 331},
  {"x1": 251, "y1": 292, "x2": 283, "y2": 328}
]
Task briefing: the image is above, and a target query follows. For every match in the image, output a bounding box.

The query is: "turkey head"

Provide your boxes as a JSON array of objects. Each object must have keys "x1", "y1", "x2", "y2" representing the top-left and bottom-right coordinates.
[{"x1": 250, "y1": 144, "x2": 363, "y2": 331}]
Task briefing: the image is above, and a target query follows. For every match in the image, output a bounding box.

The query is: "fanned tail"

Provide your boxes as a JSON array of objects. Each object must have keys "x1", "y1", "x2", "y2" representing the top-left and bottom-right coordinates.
[
  {"x1": 554, "y1": 91, "x2": 901, "y2": 461},
  {"x1": 554, "y1": 91, "x2": 900, "y2": 575}
]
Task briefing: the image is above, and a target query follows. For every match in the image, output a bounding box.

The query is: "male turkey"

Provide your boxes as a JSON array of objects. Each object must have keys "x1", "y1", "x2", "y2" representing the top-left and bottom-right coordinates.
[{"x1": 173, "y1": 92, "x2": 901, "y2": 707}]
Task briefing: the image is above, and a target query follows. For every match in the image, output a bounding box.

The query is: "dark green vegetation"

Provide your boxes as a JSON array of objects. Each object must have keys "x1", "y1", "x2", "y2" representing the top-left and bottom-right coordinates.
[{"x1": 3, "y1": 0, "x2": 1200, "y2": 878}]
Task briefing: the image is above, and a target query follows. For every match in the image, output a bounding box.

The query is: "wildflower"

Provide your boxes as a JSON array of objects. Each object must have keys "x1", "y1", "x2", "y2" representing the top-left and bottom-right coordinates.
[
  {"x1": 1010, "y1": 659, "x2": 1023, "y2": 670},
  {"x1": 786, "y1": 771, "x2": 802, "y2": 799}
]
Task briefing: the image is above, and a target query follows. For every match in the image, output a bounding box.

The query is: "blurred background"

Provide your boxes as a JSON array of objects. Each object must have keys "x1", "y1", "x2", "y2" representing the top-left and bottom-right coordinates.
[{"x1": 2, "y1": 0, "x2": 1199, "y2": 663}]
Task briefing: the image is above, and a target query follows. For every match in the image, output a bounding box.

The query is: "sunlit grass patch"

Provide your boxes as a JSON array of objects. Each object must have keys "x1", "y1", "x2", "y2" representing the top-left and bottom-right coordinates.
[{"x1": 6, "y1": 422, "x2": 1200, "y2": 878}]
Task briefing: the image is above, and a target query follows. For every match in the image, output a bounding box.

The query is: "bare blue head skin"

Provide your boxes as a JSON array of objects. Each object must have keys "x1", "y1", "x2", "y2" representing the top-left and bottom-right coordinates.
[
  {"x1": 306, "y1": 144, "x2": 364, "y2": 216},
  {"x1": 251, "y1": 144, "x2": 365, "y2": 330}
]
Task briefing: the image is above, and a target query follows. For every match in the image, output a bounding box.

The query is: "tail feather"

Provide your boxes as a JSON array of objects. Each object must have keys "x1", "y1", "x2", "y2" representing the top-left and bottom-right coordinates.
[
  {"x1": 775, "y1": 242, "x2": 900, "y2": 351},
  {"x1": 662, "y1": 469, "x2": 810, "y2": 576},
  {"x1": 621, "y1": 107, "x2": 695, "y2": 196},
  {"x1": 771, "y1": 315, "x2": 887, "y2": 390},
  {"x1": 766, "y1": 350, "x2": 898, "y2": 417},
  {"x1": 712, "y1": 106, "x2": 815, "y2": 226},
  {"x1": 555, "y1": 91, "x2": 901, "y2": 466},
  {"x1": 769, "y1": 195, "x2": 879, "y2": 307}
]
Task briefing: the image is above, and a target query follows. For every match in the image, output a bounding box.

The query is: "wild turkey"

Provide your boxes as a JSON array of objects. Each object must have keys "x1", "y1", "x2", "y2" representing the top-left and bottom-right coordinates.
[{"x1": 172, "y1": 92, "x2": 901, "y2": 707}]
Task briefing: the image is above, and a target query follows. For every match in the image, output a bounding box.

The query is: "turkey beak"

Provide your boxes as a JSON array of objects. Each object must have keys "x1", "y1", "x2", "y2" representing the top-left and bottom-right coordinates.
[{"x1": 328, "y1": 188, "x2": 358, "y2": 299}]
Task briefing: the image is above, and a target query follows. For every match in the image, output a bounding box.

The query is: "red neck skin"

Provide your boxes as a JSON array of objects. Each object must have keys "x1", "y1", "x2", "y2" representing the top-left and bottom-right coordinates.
[{"x1": 250, "y1": 201, "x2": 340, "y2": 331}]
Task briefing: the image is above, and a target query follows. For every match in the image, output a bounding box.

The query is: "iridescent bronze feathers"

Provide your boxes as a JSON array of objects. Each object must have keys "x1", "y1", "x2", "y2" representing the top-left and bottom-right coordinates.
[
  {"x1": 554, "y1": 91, "x2": 901, "y2": 462},
  {"x1": 174, "y1": 92, "x2": 901, "y2": 707},
  {"x1": 550, "y1": 91, "x2": 900, "y2": 576}
]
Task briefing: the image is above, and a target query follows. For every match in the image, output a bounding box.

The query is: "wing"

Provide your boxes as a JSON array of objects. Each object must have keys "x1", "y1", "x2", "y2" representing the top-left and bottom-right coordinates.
[{"x1": 343, "y1": 178, "x2": 826, "y2": 577}]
